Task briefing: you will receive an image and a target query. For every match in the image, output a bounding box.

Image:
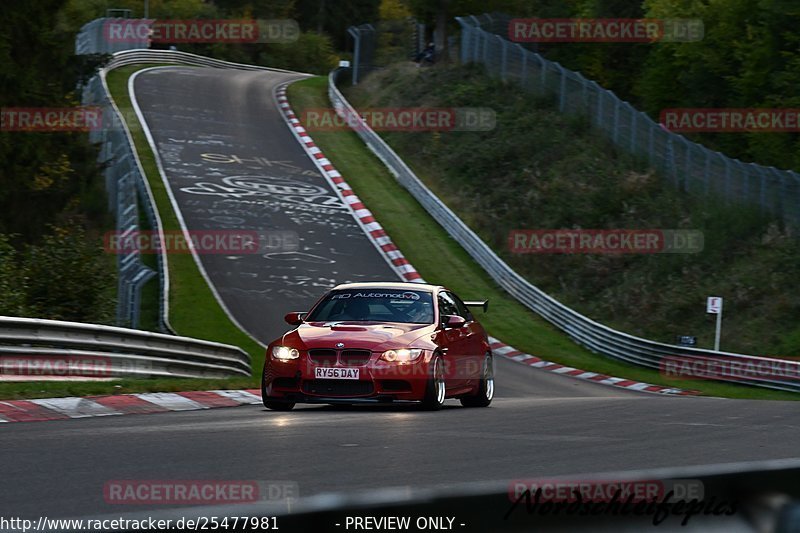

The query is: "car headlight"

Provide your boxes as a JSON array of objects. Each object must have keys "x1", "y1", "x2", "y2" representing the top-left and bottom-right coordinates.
[
  {"x1": 380, "y1": 348, "x2": 423, "y2": 363},
  {"x1": 272, "y1": 346, "x2": 300, "y2": 360}
]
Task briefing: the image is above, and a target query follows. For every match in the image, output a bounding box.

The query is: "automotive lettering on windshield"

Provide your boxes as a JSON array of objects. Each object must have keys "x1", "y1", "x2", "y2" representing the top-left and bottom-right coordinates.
[{"x1": 331, "y1": 291, "x2": 421, "y2": 300}]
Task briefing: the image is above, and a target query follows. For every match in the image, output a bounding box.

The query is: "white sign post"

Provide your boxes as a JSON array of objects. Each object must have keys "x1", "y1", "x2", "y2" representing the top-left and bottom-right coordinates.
[{"x1": 706, "y1": 297, "x2": 723, "y2": 351}]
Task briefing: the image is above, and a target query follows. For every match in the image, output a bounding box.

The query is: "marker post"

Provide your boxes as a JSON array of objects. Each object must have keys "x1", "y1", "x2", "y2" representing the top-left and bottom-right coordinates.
[{"x1": 706, "y1": 297, "x2": 723, "y2": 351}]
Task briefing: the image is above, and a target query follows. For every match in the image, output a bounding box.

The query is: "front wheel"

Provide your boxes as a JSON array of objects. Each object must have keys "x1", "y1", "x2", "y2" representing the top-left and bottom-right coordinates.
[
  {"x1": 263, "y1": 399, "x2": 295, "y2": 411},
  {"x1": 460, "y1": 354, "x2": 494, "y2": 408},
  {"x1": 261, "y1": 366, "x2": 296, "y2": 411},
  {"x1": 420, "y1": 354, "x2": 446, "y2": 411}
]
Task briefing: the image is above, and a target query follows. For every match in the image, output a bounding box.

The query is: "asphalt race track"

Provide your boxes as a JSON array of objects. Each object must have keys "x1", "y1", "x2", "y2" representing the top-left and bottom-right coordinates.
[
  {"x1": 3, "y1": 67, "x2": 800, "y2": 522},
  {"x1": 130, "y1": 67, "x2": 398, "y2": 344}
]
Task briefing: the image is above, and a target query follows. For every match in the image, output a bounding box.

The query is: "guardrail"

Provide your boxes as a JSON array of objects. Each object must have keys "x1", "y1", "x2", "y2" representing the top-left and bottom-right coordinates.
[
  {"x1": 328, "y1": 67, "x2": 800, "y2": 393},
  {"x1": 0, "y1": 316, "x2": 250, "y2": 379},
  {"x1": 103, "y1": 49, "x2": 299, "y2": 73}
]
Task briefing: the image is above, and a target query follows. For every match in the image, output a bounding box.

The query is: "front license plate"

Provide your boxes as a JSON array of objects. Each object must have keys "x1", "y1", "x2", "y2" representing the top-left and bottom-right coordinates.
[{"x1": 315, "y1": 367, "x2": 360, "y2": 380}]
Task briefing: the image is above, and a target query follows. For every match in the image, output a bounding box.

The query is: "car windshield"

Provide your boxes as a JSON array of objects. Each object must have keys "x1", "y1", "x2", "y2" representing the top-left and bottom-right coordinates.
[{"x1": 306, "y1": 289, "x2": 434, "y2": 324}]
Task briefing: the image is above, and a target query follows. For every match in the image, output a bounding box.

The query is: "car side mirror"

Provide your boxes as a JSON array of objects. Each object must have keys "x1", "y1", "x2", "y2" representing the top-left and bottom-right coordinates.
[
  {"x1": 284, "y1": 312, "x2": 307, "y2": 326},
  {"x1": 443, "y1": 314, "x2": 466, "y2": 329}
]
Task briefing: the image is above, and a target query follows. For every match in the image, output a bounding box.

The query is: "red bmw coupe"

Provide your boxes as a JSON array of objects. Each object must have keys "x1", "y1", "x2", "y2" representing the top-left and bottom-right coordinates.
[{"x1": 261, "y1": 282, "x2": 493, "y2": 411}]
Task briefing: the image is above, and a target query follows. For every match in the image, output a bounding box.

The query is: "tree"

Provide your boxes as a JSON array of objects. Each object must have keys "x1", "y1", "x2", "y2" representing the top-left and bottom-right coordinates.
[
  {"x1": 637, "y1": 0, "x2": 800, "y2": 168},
  {"x1": 0, "y1": 235, "x2": 27, "y2": 316},
  {"x1": 22, "y1": 222, "x2": 115, "y2": 323},
  {"x1": 406, "y1": 0, "x2": 551, "y2": 62}
]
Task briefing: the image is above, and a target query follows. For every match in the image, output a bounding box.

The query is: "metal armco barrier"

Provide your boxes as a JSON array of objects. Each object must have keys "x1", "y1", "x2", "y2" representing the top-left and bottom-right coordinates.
[
  {"x1": 328, "y1": 68, "x2": 800, "y2": 393},
  {"x1": 103, "y1": 49, "x2": 297, "y2": 73},
  {"x1": 0, "y1": 316, "x2": 250, "y2": 378}
]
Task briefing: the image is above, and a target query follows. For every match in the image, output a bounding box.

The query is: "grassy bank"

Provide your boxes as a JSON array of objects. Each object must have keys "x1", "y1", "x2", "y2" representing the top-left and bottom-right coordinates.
[
  {"x1": 287, "y1": 75, "x2": 799, "y2": 401},
  {"x1": 344, "y1": 63, "x2": 800, "y2": 359}
]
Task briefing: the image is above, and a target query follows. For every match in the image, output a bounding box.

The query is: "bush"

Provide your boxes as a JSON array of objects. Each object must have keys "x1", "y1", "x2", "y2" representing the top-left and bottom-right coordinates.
[
  {"x1": 0, "y1": 235, "x2": 27, "y2": 316},
  {"x1": 257, "y1": 31, "x2": 338, "y2": 75},
  {"x1": 22, "y1": 222, "x2": 115, "y2": 323}
]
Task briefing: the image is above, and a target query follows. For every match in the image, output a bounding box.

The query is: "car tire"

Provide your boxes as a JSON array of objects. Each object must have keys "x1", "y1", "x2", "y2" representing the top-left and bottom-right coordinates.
[
  {"x1": 262, "y1": 399, "x2": 295, "y2": 411},
  {"x1": 460, "y1": 353, "x2": 494, "y2": 408},
  {"x1": 421, "y1": 354, "x2": 446, "y2": 411},
  {"x1": 261, "y1": 365, "x2": 296, "y2": 411}
]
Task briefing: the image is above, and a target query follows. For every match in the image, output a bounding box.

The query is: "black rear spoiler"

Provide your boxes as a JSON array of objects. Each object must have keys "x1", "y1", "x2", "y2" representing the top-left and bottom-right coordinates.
[{"x1": 464, "y1": 300, "x2": 488, "y2": 312}]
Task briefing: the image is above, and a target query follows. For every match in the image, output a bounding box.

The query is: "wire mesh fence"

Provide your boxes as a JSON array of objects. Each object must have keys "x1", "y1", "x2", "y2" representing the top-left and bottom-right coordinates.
[
  {"x1": 347, "y1": 19, "x2": 425, "y2": 85},
  {"x1": 77, "y1": 19, "x2": 159, "y2": 330},
  {"x1": 82, "y1": 73, "x2": 159, "y2": 330},
  {"x1": 456, "y1": 14, "x2": 800, "y2": 228},
  {"x1": 75, "y1": 18, "x2": 151, "y2": 55}
]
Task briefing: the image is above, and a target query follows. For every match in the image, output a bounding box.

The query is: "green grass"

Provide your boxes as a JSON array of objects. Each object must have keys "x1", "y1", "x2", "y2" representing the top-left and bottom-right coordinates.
[
  {"x1": 286, "y1": 76, "x2": 800, "y2": 402},
  {"x1": 136, "y1": 189, "x2": 160, "y2": 332},
  {"x1": 0, "y1": 65, "x2": 263, "y2": 400}
]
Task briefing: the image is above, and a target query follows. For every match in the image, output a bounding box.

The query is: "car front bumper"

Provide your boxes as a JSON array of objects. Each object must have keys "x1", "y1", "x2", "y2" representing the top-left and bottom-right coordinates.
[{"x1": 263, "y1": 354, "x2": 435, "y2": 402}]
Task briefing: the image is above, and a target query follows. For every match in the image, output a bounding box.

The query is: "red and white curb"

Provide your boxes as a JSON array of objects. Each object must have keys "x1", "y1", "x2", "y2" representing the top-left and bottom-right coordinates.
[
  {"x1": 0, "y1": 389, "x2": 262, "y2": 423},
  {"x1": 275, "y1": 84, "x2": 700, "y2": 398},
  {"x1": 489, "y1": 340, "x2": 699, "y2": 395},
  {"x1": 275, "y1": 87, "x2": 421, "y2": 283}
]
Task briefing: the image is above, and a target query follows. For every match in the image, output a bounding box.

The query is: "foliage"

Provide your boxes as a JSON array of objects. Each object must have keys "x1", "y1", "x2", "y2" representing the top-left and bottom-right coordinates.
[
  {"x1": 380, "y1": 0, "x2": 412, "y2": 20},
  {"x1": 0, "y1": 223, "x2": 115, "y2": 323},
  {"x1": 0, "y1": 235, "x2": 27, "y2": 316},
  {"x1": 449, "y1": 0, "x2": 800, "y2": 171},
  {"x1": 21, "y1": 221, "x2": 115, "y2": 323},
  {"x1": 1, "y1": 0, "x2": 116, "y2": 322},
  {"x1": 634, "y1": 0, "x2": 800, "y2": 169},
  {"x1": 257, "y1": 31, "x2": 339, "y2": 74}
]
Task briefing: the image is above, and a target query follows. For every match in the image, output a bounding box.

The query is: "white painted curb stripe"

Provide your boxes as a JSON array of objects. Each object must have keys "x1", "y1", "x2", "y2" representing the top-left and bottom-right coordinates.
[
  {"x1": 135, "y1": 392, "x2": 208, "y2": 411},
  {"x1": 211, "y1": 390, "x2": 262, "y2": 404},
  {"x1": 30, "y1": 397, "x2": 121, "y2": 418},
  {"x1": 552, "y1": 366, "x2": 578, "y2": 374}
]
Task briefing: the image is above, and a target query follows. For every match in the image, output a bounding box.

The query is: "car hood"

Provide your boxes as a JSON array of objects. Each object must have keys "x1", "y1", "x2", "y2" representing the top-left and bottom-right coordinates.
[{"x1": 283, "y1": 322, "x2": 435, "y2": 352}]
